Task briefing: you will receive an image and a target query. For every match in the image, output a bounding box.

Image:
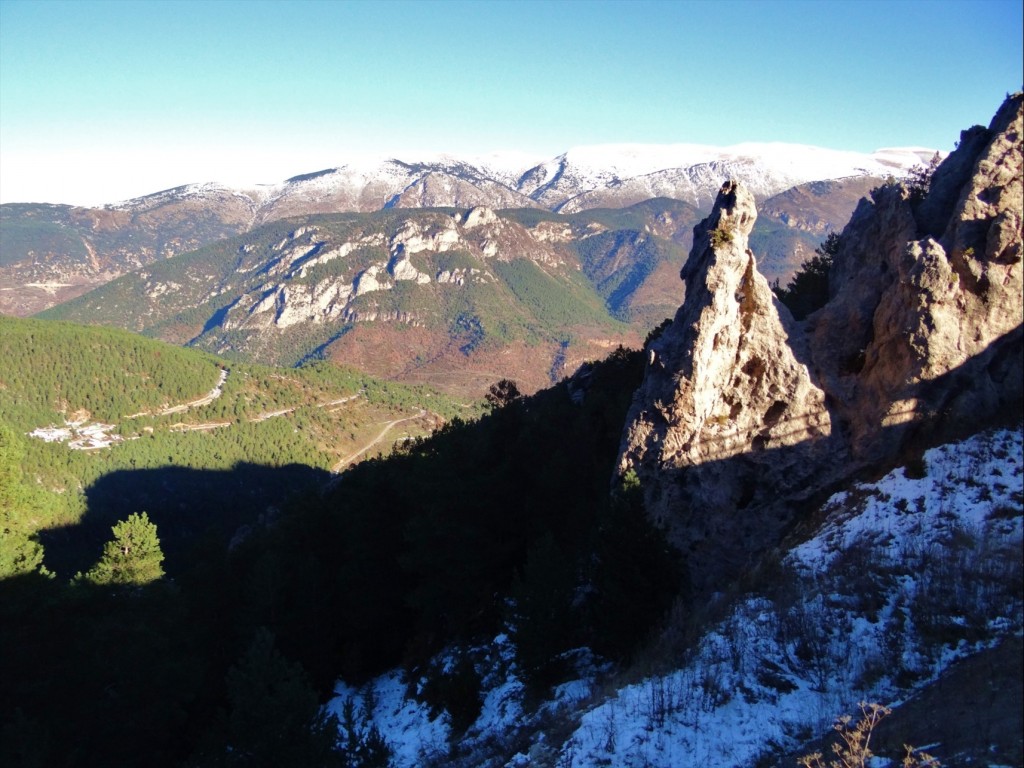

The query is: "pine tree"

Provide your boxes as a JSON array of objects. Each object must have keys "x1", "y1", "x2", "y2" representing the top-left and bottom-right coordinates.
[
  {"x1": 510, "y1": 532, "x2": 580, "y2": 688},
  {"x1": 85, "y1": 511, "x2": 165, "y2": 586},
  {"x1": 485, "y1": 378, "x2": 522, "y2": 409},
  {"x1": 220, "y1": 628, "x2": 343, "y2": 767},
  {"x1": 0, "y1": 423, "x2": 45, "y2": 578},
  {"x1": 337, "y1": 699, "x2": 392, "y2": 768},
  {"x1": 585, "y1": 469, "x2": 683, "y2": 660},
  {"x1": 772, "y1": 232, "x2": 842, "y2": 320},
  {"x1": 906, "y1": 152, "x2": 942, "y2": 204}
]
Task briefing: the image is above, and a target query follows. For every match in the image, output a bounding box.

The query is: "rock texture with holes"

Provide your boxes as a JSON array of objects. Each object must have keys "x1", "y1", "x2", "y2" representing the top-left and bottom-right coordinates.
[{"x1": 810, "y1": 91, "x2": 1023, "y2": 463}]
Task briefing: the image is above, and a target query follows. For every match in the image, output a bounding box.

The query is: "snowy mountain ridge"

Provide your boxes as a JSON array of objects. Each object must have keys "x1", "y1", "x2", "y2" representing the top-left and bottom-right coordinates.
[
  {"x1": 2, "y1": 138, "x2": 934, "y2": 317},
  {"x1": 523, "y1": 141, "x2": 931, "y2": 189},
  {"x1": 327, "y1": 425, "x2": 1023, "y2": 768},
  {"x1": 103, "y1": 142, "x2": 937, "y2": 218}
]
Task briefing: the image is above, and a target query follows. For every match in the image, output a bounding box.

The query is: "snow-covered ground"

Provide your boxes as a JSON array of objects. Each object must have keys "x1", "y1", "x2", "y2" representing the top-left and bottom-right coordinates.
[{"x1": 327, "y1": 426, "x2": 1022, "y2": 767}]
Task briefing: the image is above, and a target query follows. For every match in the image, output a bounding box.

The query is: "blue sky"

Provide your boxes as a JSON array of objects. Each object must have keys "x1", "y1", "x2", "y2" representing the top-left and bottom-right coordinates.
[{"x1": 1, "y1": 0, "x2": 1021, "y2": 206}]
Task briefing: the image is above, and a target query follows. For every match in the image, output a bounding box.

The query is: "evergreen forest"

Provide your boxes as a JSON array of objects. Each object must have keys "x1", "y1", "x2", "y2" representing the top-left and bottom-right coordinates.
[{"x1": 0, "y1": 316, "x2": 683, "y2": 767}]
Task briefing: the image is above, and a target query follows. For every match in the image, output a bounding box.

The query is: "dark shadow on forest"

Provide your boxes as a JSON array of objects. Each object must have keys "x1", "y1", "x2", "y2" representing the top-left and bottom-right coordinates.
[
  {"x1": 39, "y1": 461, "x2": 332, "y2": 579},
  {"x1": 196, "y1": 302, "x2": 233, "y2": 338}
]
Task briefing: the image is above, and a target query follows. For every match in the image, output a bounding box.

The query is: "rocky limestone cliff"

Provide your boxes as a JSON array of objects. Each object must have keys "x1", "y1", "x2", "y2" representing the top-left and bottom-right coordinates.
[
  {"x1": 810, "y1": 91, "x2": 1023, "y2": 464},
  {"x1": 617, "y1": 182, "x2": 836, "y2": 583},
  {"x1": 618, "y1": 93, "x2": 1023, "y2": 592},
  {"x1": 218, "y1": 207, "x2": 570, "y2": 334}
]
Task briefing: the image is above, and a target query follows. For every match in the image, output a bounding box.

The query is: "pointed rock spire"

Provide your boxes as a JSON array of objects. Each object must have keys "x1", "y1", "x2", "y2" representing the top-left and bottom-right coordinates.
[
  {"x1": 616, "y1": 94, "x2": 1023, "y2": 595},
  {"x1": 618, "y1": 181, "x2": 834, "y2": 589}
]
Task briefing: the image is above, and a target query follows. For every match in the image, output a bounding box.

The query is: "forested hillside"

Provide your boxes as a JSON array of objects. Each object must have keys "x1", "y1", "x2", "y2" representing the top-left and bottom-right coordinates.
[
  {"x1": 0, "y1": 315, "x2": 223, "y2": 427},
  {"x1": 0, "y1": 323, "x2": 683, "y2": 767},
  {"x1": 0, "y1": 316, "x2": 467, "y2": 576}
]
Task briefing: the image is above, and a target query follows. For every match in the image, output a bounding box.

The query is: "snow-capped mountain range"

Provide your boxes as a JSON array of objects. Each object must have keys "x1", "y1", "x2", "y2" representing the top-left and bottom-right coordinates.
[
  {"x1": 3, "y1": 141, "x2": 927, "y2": 319},
  {"x1": 112, "y1": 142, "x2": 938, "y2": 220}
]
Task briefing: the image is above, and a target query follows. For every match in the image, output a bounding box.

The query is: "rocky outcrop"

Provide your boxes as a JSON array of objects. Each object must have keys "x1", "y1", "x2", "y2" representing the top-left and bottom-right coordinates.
[
  {"x1": 811, "y1": 91, "x2": 1023, "y2": 463},
  {"x1": 618, "y1": 93, "x2": 1023, "y2": 592},
  {"x1": 213, "y1": 208, "x2": 577, "y2": 339},
  {"x1": 618, "y1": 183, "x2": 836, "y2": 583}
]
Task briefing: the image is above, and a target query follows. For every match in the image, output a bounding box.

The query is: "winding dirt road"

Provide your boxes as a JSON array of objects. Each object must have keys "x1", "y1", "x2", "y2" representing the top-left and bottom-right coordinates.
[
  {"x1": 157, "y1": 368, "x2": 229, "y2": 415},
  {"x1": 331, "y1": 409, "x2": 426, "y2": 472}
]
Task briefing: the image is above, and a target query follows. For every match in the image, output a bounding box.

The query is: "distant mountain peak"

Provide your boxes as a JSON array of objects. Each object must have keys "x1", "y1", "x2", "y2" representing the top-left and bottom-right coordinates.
[
  {"x1": 68, "y1": 141, "x2": 937, "y2": 216},
  {"x1": 1, "y1": 138, "x2": 939, "y2": 319}
]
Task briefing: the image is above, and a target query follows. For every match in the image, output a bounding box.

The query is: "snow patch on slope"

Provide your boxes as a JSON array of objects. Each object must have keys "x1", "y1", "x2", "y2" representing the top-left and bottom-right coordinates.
[
  {"x1": 558, "y1": 426, "x2": 1022, "y2": 768},
  {"x1": 327, "y1": 426, "x2": 1022, "y2": 767}
]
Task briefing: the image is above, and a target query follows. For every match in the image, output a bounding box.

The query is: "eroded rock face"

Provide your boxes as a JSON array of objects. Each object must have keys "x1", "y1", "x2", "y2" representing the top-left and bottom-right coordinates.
[
  {"x1": 618, "y1": 182, "x2": 835, "y2": 585},
  {"x1": 214, "y1": 207, "x2": 573, "y2": 338},
  {"x1": 810, "y1": 91, "x2": 1023, "y2": 463},
  {"x1": 618, "y1": 94, "x2": 1023, "y2": 592}
]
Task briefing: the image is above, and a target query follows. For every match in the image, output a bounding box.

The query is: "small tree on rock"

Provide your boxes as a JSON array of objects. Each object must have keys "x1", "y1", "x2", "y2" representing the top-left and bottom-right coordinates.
[{"x1": 906, "y1": 151, "x2": 942, "y2": 204}]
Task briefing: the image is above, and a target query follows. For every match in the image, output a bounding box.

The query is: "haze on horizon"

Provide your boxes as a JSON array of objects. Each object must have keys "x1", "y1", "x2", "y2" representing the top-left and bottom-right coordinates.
[{"x1": 0, "y1": 0, "x2": 1021, "y2": 208}]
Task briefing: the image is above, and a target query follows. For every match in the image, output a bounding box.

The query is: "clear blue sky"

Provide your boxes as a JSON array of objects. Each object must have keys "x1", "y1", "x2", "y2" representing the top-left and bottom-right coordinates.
[{"x1": 1, "y1": 0, "x2": 1021, "y2": 205}]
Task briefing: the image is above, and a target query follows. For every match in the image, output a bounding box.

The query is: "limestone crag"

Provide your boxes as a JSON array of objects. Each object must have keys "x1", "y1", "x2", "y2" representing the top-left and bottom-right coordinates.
[
  {"x1": 618, "y1": 93, "x2": 1023, "y2": 592},
  {"x1": 217, "y1": 207, "x2": 574, "y2": 333},
  {"x1": 618, "y1": 183, "x2": 834, "y2": 580},
  {"x1": 810, "y1": 91, "x2": 1023, "y2": 462}
]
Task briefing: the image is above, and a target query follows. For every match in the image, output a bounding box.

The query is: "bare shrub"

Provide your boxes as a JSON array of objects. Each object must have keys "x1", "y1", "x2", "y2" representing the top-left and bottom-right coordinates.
[{"x1": 798, "y1": 701, "x2": 940, "y2": 768}]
